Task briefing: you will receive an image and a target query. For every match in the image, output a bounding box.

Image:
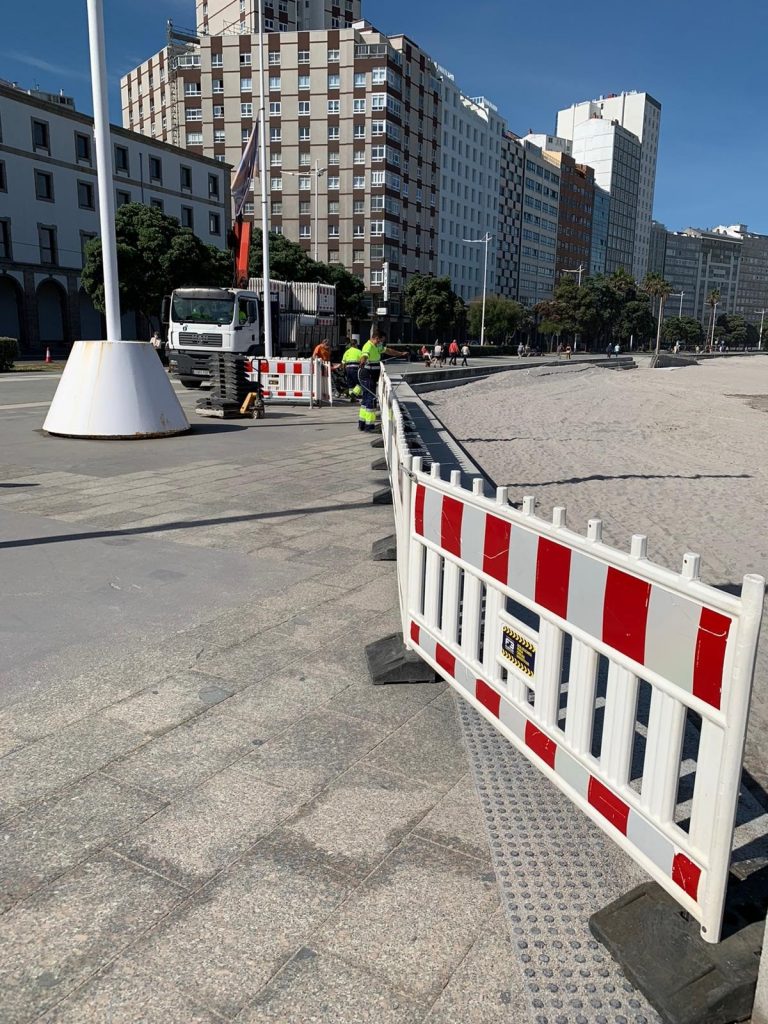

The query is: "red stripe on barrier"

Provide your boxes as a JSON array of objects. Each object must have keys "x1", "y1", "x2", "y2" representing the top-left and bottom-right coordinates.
[
  {"x1": 602, "y1": 568, "x2": 651, "y2": 665},
  {"x1": 672, "y1": 853, "x2": 702, "y2": 900},
  {"x1": 435, "y1": 643, "x2": 455, "y2": 677},
  {"x1": 259, "y1": 360, "x2": 268, "y2": 373},
  {"x1": 476, "y1": 679, "x2": 500, "y2": 717},
  {"x1": 294, "y1": 362, "x2": 302, "y2": 374},
  {"x1": 535, "y1": 539, "x2": 572, "y2": 619},
  {"x1": 483, "y1": 514, "x2": 511, "y2": 584},
  {"x1": 410, "y1": 621, "x2": 420, "y2": 645},
  {"x1": 277, "y1": 361, "x2": 286, "y2": 374},
  {"x1": 414, "y1": 485, "x2": 426, "y2": 537},
  {"x1": 524, "y1": 721, "x2": 557, "y2": 769},
  {"x1": 293, "y1": 391, "x2": 303, "y2": 397},
  {"x1": 588, "y1": 777, "x2": 630, "y2": 835},
  {"x1": 692, "y1": 608, "x2": 731, "y2": 709},
  {"x1": 277, "y1": 391, "x2": 287, "y2": 397},
  {"x1": 441, "y1": 496, "x2": 464, "y2": 558}
]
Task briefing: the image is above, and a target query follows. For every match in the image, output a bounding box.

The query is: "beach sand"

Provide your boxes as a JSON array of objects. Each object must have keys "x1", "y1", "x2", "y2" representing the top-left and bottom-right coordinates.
[{"x1": 429, "y1": 357, "x2": 768, "y2": 792}]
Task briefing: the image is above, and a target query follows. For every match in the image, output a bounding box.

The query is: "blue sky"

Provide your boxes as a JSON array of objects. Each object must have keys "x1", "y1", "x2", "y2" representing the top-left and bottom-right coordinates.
[{"x1": 3, "y1": 0, "x2": 766, "y2": 233}]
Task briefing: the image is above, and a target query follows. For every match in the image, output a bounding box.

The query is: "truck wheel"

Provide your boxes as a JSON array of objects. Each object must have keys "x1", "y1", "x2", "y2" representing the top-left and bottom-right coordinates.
[{"x1": 179, "y1": 378, "x2": 203, "y2": 389}]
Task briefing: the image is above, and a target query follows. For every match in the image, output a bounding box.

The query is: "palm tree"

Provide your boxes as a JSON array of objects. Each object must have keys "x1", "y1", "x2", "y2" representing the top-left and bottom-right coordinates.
[
  {"x1": 706, "y1": 289, "x2": 721, "y2": 351},
  {"x1": 642, "y1": 273, "x2": 673, "y2": 355}
]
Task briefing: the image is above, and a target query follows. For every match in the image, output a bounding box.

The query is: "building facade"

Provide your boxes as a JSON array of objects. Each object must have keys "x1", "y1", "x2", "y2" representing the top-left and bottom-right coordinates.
[
  {"x1": 557, "y1": 91, "x2": 660, "y2": 282},
  {"x1": 711, "y1": 225, "x2": 768, "y2": 326},
  {"x1": 437, "y1": 72, "x2": 503, "y2": 302},
  {"x1": 195, "y1": 0, "x2": 362, "y2": 35},
  {"x1": 517, "y1": 140, "x2": 560, "y2": 306},
  {"x1": 0, "y1": 81, "x2": 230, "y2": 354},
  {"x1": 589, "y1": 185, "x2": 610, "y2": 276},
  {"x1": 547, "y1": 152, "x2": 594, "y2": 282},
  {"x1": 647, "y1": 219, "x2": 667, "y2": 275},
  {"x1": 496, "y1": 129, "x2": 524, "y2": 300},
  {"x1": 661, "y1": 228, "x2": 741, "y2": 322}
]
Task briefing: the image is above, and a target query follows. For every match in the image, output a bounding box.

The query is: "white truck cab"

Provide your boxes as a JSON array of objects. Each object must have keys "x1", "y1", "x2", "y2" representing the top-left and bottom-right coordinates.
[{"x1": 163, "y1": 287, "x2": 261, "y2": 389}]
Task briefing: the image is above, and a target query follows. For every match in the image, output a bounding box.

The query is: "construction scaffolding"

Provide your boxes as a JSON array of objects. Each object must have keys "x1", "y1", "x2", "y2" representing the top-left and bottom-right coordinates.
[{"x1": 166, "y1": 20, "x2": 200, "y2": 148}]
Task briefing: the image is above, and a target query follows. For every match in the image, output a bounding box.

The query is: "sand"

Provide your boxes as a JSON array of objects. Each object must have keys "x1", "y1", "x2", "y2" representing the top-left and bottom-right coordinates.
[{"x1": 429, "y1": 357, "x2": 768, "y2": 791}]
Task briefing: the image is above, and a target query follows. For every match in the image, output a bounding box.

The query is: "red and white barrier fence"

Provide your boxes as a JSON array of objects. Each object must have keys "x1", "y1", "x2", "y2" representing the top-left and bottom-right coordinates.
[
  {"x1": 245, "y1": 357, "x2": 332, "y2": 406},
  {"x1": 379, "y1": 369, "x2": 765, "y2": 943}
]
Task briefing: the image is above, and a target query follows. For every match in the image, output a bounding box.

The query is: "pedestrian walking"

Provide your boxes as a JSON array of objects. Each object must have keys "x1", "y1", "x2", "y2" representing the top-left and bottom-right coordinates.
[
  {"x1": 419, "y1": 344, "x2": 431, "y2": 367},
  {"x1": 448, "y1": 339, "x2": 459, "y2": 366},
  {"x1": 433, "y1": 341, "x2": 443, "y2": 366},
  {"x1": 614, "y1": 342, "x2": 620, "y2": 356},
  {"x1": 517, "y1": 342, "x2": 525, "y2": 358},
  {"x1": 565, "y1": 344, "x2": 572, "y2": 359},
  {"x1": 605, "y1": 342, "x2": 613, "y2": 359},
  {"x1": 460, "y1": 343, "x2": 470, "y2": 367},
  {"x1": 357, "y1": 330, "x2": 407, "y2": 432}
]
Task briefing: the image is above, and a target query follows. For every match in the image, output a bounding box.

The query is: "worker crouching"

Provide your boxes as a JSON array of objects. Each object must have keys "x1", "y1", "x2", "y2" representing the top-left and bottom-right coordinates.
[{"x1": 341, "y1": 339, "x2": 363, "y2": 401}]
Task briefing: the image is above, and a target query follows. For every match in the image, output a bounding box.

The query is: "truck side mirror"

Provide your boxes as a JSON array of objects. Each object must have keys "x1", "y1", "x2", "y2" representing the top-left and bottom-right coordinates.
[{"x1": 160, "y1": 295, "x2": 171, "y2": 325}]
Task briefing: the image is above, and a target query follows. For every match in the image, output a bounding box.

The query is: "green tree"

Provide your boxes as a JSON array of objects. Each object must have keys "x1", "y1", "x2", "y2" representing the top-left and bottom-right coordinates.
[
  {"x1": 715, "y1": 314, "x2": 748, "y2": 348},
  {"x1": 81, "y1": 203, "x2": 230, "y2": 326},
  {"x1": 641, "y1": 272, "x2": 673, "y2": 355},
  {"x1": 661, "y1": 316, "x2": 704, "y2": 348},
  {"x1": 616, "y1": 299, "x2": 655, "y2": 345},
  {"x1": 316, "y1": 261, "x2": 366, "y2": 320},
  {"x1": 405, "y1": 275, "x2": 465, "y2": 337},
  {"x1": 705, "y1": 289, "x2": 721, "y2": 350},
  {"x1": 468, "y1": 295, "x2": 523, "y2": 344}
]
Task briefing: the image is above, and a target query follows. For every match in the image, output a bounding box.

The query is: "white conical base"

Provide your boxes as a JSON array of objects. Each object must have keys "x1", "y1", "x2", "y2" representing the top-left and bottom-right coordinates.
[{"x1": 43, "y1": 340, "x2": 190, "y2": 439}]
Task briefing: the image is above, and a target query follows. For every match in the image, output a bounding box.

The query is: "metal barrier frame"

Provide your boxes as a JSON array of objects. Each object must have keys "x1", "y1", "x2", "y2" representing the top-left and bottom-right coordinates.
[
  {"x1": 379, "y1": 368, "x2": 765, "y2": 943},
  {"x1": 247, "y1": 357, "x2": 332, "y2": 406}
]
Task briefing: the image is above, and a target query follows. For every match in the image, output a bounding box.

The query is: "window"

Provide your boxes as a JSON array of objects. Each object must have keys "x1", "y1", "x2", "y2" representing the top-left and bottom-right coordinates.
[
  {"x1": 243, "y1": 103, "x2": 254, "y2": 117},
  {"x1": 240, "y1": 53, "x2": 252, "y2": 65},
  {"x1": 329, "y1": 225, "x2": 339, "y2": 238},
  {"x1": 298, "y1": 50, "x2": 310, "y2": 63},
  {"x1": 298, "y1": 126, "x2": 311, "y2": 142},
  {"x1": 269, "y1": 76, "x2": 281, "y2": 90},
  {"x1": 241, "y1": 77, "x2": 252, "y2": 91},
  {"x1": 35, "y1": 170, "x2": 54, "y2": 201},
  {"x1": 371, "y1": 94, "x2": 386, "y2": 110},
  {"x1": 328, "y1": 126, "x2": 340, "y2": 140},
  {"x1": 186, "y1": 108, "x2": 202, "y2": 121},
  {"x1": 371, "y1": 146, "x2": 385, "y2": 162},
  {"x1": 298, "y1": 101, "x2": 310, "y2": 115},
  {"x1": 181, "y1": 206, "x2": 194, "y2": 229},
  {"x1": 299, "y1": 225, "x2": 311, "y2": 238},
  {"x1": 268, "y1": 51, "x2": 281, "y2": 65},
  {"x1": 39, "y1": 225, "x2": 57, "y2": 263},
  {"x1": 208, "y1": 173, "x2": 220, "y2": 198},
  {"x1": 150, "y1": 198, "x2": 163, "y2": 211},
  {"x1": 372, "y1": 120, "x2": 385, "y2": 135},
  {"x1": 371, "y1": 171, "x2": 385, "y2": 186},
  {"x1": 270, "y1": 127, "x2": 282, "y2": 142},
  {"x1": 299, "y1": 152, "x2": 311, "y2": 166},
  {"x1": 353, "y1": 249, "x2": 364, "y2": 263},
  {"x1": 77, "y1": 180, "x2": 95, "y2": 209},
  {"x1": 328, "y1": 74, "x2": 340, "y2": 89},
  {"x1": 209, "y1": 213, "x2": 221, "y2": 235},
  {"x1": 268, "y1": 102, "x2": 280, "y2": 116},
  {"x1": 214, "y1": 129, "x2": 226, "y2": 143},
  {"x1": 270, "y1": 151, "x2": 282, "y2": 166},
  {"x1": 116, "y1": 189, "x2": 131, "y2": 207},
  {"x1": 271, "y1": 201, "x2": 283, "y2": 215},
  {"x1": 114, "y1": 145, "x2": 129, "y2": 173},
  {"x1": 327, "y1": 176, "x2": 340, "y2": 190},
  {"x1": 327, "y1": 48, "x2": 340, "y2": 61},
  {"x1": 371, "y1": 67, "x2": 386, "y2": 84},
  {"x1": 298, "y1": 176, "x2": 311, "y2": 191},
  {"x1": 327, "y1": 100, "x2": 340, "y2": 114},
  {"x1": 353, "y1": 199, "x2": 365, "y2": 214},
  {"x1": 353, "y1": 175, "x2": 365, "y2": 189},
  {"x1": 354, "y1": 72, "x2": 365, "y2": 88},
  {"x1": 213, "y1": 105, "x2": 224, "y2": 119},
  {"x1": 212, "y1": 79, "x2": 224, "y2": 93},
  {"x1": 371, "y1": 269, "x2": 384, "y2": 285},
  {"x1": 353, "y1": 124, "x2": 365, "y2": 139},
  {"x1": 328, "y1": 151, "x2": 340, "y2": 165},
  {"x1": 271, "y1": 177, "x2": 283, "y2": 190},
  {"x1": 298, "y1": 75, "x2": 310, "y2": 90},
  {"x1": 184, "y1": 82, "x2": 202, "y2": 96},
  {"x1": 354, "y1": 224, "x2": 365, "y2": 237},
  {"x1": 211, "y1": 53, "x2": 223, "y2": 67},
  {"x1": 299, "y1": 201, "x2": 310, "y2": 214},
  {"x1": 32, "y1": 119, "x2": 50, "y2": 151},
  {"x1": 187, "y1": 131, "x2": 203, "y2": 144},
  {"x1": 353, "y1": 98, "x2": 365, "y2": 113},
  {"x1": 0, "y1": 220, "x2": 11, "y2": 259},
  {"x1": 354, "y1": 150, "x2": 365, "y2": 164},
  {"x1": 328, "y1": 200, "x2": 340, "y2": 214},
  {"x1": 149, "y1": 156, "x2": 162, "y2": 182},
  {"x1": 75, "y1": 132, "x2": 91, "y2": 163}
]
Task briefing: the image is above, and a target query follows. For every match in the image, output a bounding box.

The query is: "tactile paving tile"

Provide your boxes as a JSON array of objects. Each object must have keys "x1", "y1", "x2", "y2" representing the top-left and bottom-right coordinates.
[{"x1": 457, "y1": 698, "x2": 661, "y2": 1024}]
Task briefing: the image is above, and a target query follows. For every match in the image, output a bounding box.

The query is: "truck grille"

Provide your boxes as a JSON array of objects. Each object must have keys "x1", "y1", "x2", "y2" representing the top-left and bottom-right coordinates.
[{"x1": 180, "y1": 333, "x2": 223, "y2": 347}]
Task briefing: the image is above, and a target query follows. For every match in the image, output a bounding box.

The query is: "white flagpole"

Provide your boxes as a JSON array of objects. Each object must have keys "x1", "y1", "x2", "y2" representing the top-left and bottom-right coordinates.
[
  {"x1": 86, "y1": 0, "x2": 121, "y2": 342},
  {"x1": 257, "y1": 2, "x2": 273, "y2": 357}
]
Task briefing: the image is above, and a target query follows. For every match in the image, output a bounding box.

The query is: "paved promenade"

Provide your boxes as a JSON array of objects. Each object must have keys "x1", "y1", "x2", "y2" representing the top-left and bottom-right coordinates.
[{"x1": 0, "y1": 375, "x2": 521, "y2": 1023}]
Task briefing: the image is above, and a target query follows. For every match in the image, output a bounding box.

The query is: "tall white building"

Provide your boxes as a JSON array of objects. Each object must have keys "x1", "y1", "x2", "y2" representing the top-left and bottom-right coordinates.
[
  {"x1": 195, "y1": 0, "x2": 362, "y2": 35},
  {"x1": 437, "y1": 70, "x2": 503, "y2": 302},
  {"x1": 556, "y1": 91, "x2": 660, "y2": 281}
]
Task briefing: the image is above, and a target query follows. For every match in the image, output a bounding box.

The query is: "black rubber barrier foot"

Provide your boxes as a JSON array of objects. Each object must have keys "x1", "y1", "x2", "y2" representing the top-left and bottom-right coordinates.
[
  {"x1": 366, "y1": 632, "x2": 438, "y2": 685},
  {"x1": 370, "y1": 437, "x2": 385, "y2": 448},
  {"x1": 372, "y1": 487, "x2": 392, "y2": 505},
  {"x1": 590, "y1": 881, "x2": 764, "y2": 1024},
  {"x1": 371, "y1": 534, "x2": 397, "y2": 561},
  {"x1": 371, "y1": 457, "x2": 388, "y2": 471}
]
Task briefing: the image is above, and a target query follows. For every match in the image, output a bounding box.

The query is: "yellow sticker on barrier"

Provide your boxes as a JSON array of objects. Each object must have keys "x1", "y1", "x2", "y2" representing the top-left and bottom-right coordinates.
[{"x1": 501, "y1": 627, "x2": 536, "y2": 678}]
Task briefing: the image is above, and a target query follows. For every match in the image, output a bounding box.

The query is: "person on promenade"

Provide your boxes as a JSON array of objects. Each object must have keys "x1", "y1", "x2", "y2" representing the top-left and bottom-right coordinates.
[
  {"x1": 556, "y1": 342, "x2": 563, "y2": 358},
  {"x1": 605, "y1": 342, "x2": 613, "y2": 359},
  {"x1": 614, "y1": 342, "x2": 620, "y2": 356},
  {"x1": 565, "y1": 344, "x2": 572, "y2": 359},
  {"x1": 461, "y1": 343, "x2": 470, "y2": 367},
  {"x1": 419, "y1": 344, "x2": 431, "y2": 367},
  {"x1": 517, "y1": 342, "x2": 525, "y2": 358},
  {"x1": 448, "y1": 339, "x2": 459, "y2": 366},
  {"x1": 341, "y1": 339, "x2": 363, "y2": 401},
  {"x1": 433, "y1": 341, "x2": 443, "y2": 366},
  {"x1": 357, "y1": 330, "x2": 407, "y2": 432},
  {"x1": 312, "y1": 339, "x2": 332, "y2": 363}
]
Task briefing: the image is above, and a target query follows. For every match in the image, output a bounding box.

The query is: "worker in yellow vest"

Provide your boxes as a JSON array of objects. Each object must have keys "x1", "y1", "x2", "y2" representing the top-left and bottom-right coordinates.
[
  {"x1": 341, "y1": 339, "x2": 363, "y2": 401},
  {"x1": 357, "y1": 329, "x2": 406, "y2": 431}
]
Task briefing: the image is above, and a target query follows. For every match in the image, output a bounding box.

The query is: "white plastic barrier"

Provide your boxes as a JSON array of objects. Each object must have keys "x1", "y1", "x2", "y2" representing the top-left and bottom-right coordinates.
[
  {"x1": 379, "y1": 369, "x2": 765, "y2": 943},
  {"x1": 245, "y1": 357, "x2": 332, "y2": 406}
]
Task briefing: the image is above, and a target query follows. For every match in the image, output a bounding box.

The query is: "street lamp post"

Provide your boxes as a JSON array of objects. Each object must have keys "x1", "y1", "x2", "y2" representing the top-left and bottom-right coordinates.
[
  {"x1": 256, "y1": 0, "x2": 273, "y2": 357},
  {"x1": 669, "y1": 291, "x2": 684, "y2": 318},
  {"x1": 755, "y1": 309, "x2": 767, "y2": 351},
  {"x1": 463, "y1": 232, "x2": 492, "y2": 346},
  {"x1": 561, "y1": 265, "x2": 585, "y2": 350},
  {"x1": 709, "y1": 301, "x2": 719, "y2": 351}
]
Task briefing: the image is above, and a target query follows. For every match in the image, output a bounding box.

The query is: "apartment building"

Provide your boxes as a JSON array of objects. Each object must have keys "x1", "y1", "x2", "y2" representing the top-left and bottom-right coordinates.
[
  {"x1": 711, "y1": 225, "x2": 768, "y2": 325},
  {"x1": 0, "y1": 80, "x2": 230, "y2": 354},
  {"x1": 196, "y1": 0, "x2": 362, "y2": 35},
  {"x1": 436, "y1": 70, "x2": 503, "y2": 302},
  {"x1": 496, "y1": 129, "x2": 524, "y2": 299},
  {"x1": 557, "y1": 91, "x2": 660, "y2": 281},
  {"x1": 545, "y1": 152, "x2": 594, "y2": 281},
  {"x1": 647, "y1": 219, "x2": 667, "y2": 275},
  {"x1": 590, "y1": 186, "x2": 610, "y2": 277},
  {"x1": 517, "y1": 140, "x2": 560, "y2": 306},
  {"x1": 662, "y1": 228, "x2": 741, "y2": 321},
  {"x1": 123, "y1": 22, "x2": 441, "y2": 319}
]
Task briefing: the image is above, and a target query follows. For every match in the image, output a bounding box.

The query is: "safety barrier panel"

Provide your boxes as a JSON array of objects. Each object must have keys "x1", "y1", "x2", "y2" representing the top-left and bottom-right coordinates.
[
  {"x1": 246, "y1": 357, "x2": 332, "y2": 406},
  {"x1": 378, "y1": 369, "x2": 765, "y2": 943}
]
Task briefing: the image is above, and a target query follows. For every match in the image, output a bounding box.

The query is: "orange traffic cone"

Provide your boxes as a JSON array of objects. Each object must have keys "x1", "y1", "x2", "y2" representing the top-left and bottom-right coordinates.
[{"x1": 45, "y1": 347, "x2": 52, "y2": 364}]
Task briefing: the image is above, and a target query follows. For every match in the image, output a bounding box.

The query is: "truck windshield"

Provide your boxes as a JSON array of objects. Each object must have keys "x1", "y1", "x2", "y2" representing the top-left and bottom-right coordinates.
[{"x1": 171, "y1": 296, "x2": 235, "y2": 326}]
